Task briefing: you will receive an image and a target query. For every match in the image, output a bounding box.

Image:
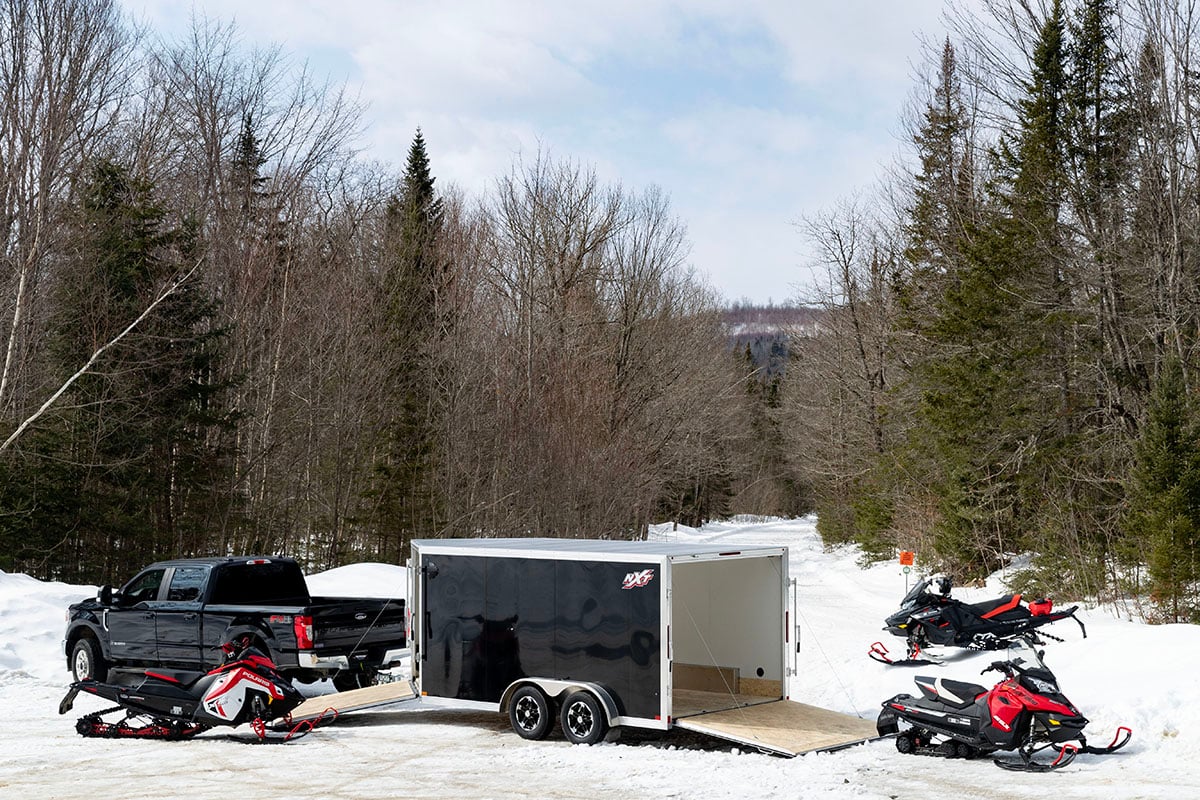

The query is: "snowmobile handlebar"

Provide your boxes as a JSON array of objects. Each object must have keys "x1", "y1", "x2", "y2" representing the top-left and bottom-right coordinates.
[{"x1": 982, "y1": 660, "x2": 1019, "y2": 677}]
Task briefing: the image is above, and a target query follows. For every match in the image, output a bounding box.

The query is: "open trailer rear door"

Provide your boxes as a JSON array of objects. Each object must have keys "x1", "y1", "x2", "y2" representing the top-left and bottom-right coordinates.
[{"x1": 673, "y1": 699, "x2": 878, "y2": 757}]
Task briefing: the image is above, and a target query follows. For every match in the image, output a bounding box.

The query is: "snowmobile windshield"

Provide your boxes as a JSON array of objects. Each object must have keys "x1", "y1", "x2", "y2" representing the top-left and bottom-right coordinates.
[
  {"x1": 899, "y1": 578, "x2": 932, "y2": 607},
  {"x1": 1005, "y1": 640, "x2": 1060, "y2": 693}
]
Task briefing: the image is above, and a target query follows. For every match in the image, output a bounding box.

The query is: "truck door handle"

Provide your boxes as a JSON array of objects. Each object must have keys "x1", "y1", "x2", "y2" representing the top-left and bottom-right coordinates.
[
  {"x1": 183, "y1": 613, "x2": 198, "y2": 621},
  {"x1": 142, "y1": 612, "x2": 154, "y2": 619}
]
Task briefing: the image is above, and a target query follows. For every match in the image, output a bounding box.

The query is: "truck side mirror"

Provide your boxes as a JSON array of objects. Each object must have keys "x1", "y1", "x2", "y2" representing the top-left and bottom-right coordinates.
[{"x1": 98, "y1": 585, "x2": 113, "y2": 606}]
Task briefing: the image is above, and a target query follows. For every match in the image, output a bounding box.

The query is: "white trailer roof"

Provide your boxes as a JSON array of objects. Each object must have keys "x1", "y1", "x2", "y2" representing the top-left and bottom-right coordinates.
[{"x1": 411, "y1": 537, "x2": 784, "y2": 561}]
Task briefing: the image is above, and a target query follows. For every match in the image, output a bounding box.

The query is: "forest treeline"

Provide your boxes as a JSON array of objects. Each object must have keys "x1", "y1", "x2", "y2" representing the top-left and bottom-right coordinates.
[
  {"x1": 7, "y1": 0, "x2": 1196, "y2": 625},
  {"x1": 789, "y1": 0, "x2": 1200, "y2": 621},
  {"x1": 0, "y1": 0, "x2": 803, "y2": 584}
]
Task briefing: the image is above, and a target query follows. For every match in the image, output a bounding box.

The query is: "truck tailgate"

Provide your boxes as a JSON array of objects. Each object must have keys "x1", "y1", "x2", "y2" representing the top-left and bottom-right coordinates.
[{"x1": 308, "y1": 597, "x2": 406, "y2": 651}]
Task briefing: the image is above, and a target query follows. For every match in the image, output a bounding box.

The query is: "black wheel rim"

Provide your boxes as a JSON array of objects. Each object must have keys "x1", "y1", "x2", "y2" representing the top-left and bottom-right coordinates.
[
  {"x1": 514, "y1": 695, "x2": 542, "y2": 732},
  {"x1": 566, "y1": 700, "x2": 594, "y2": 738}
]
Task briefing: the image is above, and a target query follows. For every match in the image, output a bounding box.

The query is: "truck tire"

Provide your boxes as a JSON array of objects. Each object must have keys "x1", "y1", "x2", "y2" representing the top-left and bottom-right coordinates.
[
  {"x1": 560, "y1": 690, "x2": 607, "y2": 745},
  {"x1": 71, "y1": 637, "x2": 108, "y2": 683},
  {"x1": 508, "y1": 685, "x2": 553, "y2": 740}
]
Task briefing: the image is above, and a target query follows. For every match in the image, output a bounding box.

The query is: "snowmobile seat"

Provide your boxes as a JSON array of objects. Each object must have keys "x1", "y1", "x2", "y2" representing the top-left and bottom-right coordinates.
[
  {"x1": 967, "y1": 594, "x2": 1028, "y2": 621},
  {"x1": 915, "y1": 676, "x2": 988, "y2": 709}
]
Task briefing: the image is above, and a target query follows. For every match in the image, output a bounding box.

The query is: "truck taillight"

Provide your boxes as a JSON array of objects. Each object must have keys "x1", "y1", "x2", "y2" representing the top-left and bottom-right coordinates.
[{"x1": 294, "y1": 615, "x2": 314, "y2": 649}]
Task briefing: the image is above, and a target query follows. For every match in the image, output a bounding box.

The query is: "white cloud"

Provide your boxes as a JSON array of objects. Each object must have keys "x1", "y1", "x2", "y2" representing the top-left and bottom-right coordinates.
[{"x1": 120, "y1": 0, "x2": 956, "y2": 303}]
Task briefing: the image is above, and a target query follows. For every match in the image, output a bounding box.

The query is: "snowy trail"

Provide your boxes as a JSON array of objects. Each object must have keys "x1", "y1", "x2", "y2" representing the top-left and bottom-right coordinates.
[{"x1": 2, "y1": 517, "x2": 1196, "y2": 799}]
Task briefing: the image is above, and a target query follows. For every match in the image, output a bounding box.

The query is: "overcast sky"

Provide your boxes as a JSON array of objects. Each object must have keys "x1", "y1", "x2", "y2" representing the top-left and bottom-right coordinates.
[{"x1": 119, "y1": 1, "x2": 956, "y2": 305}]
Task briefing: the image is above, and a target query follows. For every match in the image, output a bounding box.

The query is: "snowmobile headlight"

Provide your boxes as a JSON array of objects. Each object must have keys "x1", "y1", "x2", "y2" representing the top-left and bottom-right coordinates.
[{"x1": 1028, "y1": 677, "x2": 1058, "y2": 694}]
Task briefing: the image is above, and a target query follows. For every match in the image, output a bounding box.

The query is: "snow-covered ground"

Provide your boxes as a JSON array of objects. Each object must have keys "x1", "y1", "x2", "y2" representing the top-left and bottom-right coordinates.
[{"x1": 1, "y1": 517, "x2": 1195, "y2": 799}]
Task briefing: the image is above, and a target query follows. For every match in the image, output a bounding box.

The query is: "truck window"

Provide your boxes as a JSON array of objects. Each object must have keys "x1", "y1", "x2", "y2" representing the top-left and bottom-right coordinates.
[
  {"x1": 167, "y1": 566, "x2": 208, "y2": 601},
  {"x1": 121, "y1": 569, "x2": 166, "y2": 605},
  {"x1": 208, "y1": 561, "x2": 311, "y2": 606}
]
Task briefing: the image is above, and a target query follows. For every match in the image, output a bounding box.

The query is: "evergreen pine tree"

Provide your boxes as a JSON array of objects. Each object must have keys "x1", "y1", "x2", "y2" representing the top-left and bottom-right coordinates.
[
  {"x1": 1124, "y1": 358, "x2": 1200, "y2": 621},
  {"x1": 904, "y1": 38, "x2": 973, "y2": 284},
  {"x1": 899, "y1": 3, "x2": 1076, "y2": 578},
  {"x1": 231, "y1": 112, "x2": 269, "y2": 215},
  {"x1": 367, "y1": 129, "x2": 448, "y2": 558}
]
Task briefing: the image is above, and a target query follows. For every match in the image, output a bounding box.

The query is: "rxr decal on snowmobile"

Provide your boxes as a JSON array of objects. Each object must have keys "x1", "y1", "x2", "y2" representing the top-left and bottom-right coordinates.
[{"x1": 622, "y1": 569, "x2": 655, "y2": 589}]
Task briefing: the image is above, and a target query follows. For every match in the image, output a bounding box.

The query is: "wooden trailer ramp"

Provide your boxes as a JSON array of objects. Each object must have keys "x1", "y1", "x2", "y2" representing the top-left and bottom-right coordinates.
[
  {"x1": 673, "y1": 696, "x2": 879, "y2": 757},
  {"x1": 288, "y1": 679, "x2": 418, "y2": 723}
]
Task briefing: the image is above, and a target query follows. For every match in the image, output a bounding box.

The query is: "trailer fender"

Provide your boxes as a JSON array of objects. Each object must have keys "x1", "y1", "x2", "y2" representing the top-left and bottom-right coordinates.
[{"x1": 500, "y1": 679, "x2": 620, "y2": 726}]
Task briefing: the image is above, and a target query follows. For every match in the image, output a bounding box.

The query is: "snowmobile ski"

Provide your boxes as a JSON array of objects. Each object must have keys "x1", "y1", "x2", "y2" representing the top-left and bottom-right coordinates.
[
  {"x1": 1058, "y1": 726, "x2": 1132, "y2": 756},
  {"x1": 994, "y1": 742, "x2": 1078, "y2": 772},
  {"x1": 868, "y1": 640, "x2": 941, "y2": 666}
]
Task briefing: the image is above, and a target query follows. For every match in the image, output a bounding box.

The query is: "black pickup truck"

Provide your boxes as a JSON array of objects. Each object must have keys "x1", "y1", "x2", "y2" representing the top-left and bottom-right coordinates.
[{"x1": 64, "y1": 556, "x2": 406, "y2": 690}]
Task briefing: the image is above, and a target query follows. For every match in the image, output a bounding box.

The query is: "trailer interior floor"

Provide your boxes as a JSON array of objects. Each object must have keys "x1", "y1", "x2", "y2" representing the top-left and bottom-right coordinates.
[{"x1": 671, "y1": 688, "x2": 778, "y2": 718}]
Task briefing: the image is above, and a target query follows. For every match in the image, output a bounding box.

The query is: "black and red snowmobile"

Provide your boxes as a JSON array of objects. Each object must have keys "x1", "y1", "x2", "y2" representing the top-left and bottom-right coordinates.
[
  {"x1": 869, "y1": 575, "x2": 1086, "y2": 666},
  {"x1": 876, "y1": 638, "x2": 1130, "y2": 771},
  {"x1": 59, "y1": 634, "x2": 334, "y2": 742}
]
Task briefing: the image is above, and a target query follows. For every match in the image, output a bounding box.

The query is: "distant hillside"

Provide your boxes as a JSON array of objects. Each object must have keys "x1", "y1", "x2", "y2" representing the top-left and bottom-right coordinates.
[{"x1": 721, "y1": 304, "x2": 823, "y2": 376}]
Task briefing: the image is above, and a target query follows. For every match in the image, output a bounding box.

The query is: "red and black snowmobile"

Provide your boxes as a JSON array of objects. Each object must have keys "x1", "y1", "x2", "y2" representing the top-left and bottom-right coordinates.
[
  {"x1": 876, "y1": 638, "x2": 1130, "y2": 771},
  {"x1": 869, "y1": 575, "x2": 1086, "y2": 666},
  {"x1": 58, "y1": 634, "x2": 334, "y2": 742}
]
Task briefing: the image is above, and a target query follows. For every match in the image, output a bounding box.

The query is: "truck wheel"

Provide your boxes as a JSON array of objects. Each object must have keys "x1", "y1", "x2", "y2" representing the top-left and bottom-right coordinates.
[
  {"x1": 509, "y1": 686, "x2": 553, "y2": 740},
  {"x1": 71, "y1": 637, "x2": 108, "y2": 682},
  {"x1": 560, "y1": 691, "x2": 607, "y2": 745}
]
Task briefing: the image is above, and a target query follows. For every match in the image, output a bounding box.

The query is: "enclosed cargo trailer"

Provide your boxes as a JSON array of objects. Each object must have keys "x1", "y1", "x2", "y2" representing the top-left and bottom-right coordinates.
[{"x1": 402, "y1": 538, "x2": 877, "y2": 755}]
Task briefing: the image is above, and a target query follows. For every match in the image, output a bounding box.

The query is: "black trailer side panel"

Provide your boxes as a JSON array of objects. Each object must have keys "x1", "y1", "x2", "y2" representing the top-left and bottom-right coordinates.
[
  {"x1": 421, "y1": 554, "x2": 661, "y2": 719},
  {"x1": 484, "y1": 557, "x2": 555, "y2": 697},
  {"x1": 553, "y1": 559, "x2": 660, "y2": 718}
]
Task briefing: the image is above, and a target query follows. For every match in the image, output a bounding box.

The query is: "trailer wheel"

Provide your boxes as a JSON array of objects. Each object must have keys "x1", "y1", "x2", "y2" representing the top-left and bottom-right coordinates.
[
  {"x1": 561, "y1": 691, "x2": 607, "y2": 745},
  {"x1": 509, "y1": 686, "x2": 553, "y2": 740}
]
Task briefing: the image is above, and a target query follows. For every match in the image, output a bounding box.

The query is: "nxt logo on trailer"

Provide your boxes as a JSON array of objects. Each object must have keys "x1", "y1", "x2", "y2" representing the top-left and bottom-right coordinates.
[{"x1": 622, "y1": 569, "x2": 655, "y2": 589}]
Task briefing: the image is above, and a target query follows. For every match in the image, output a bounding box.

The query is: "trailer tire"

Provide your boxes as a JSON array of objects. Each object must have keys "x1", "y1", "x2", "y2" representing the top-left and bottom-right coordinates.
[
  {"x1": 561, "y1": 691, "x2": 607, "y2": 745},
  {"x1": 509, "y1": 685, "x2": 553, "y2": 740}
]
